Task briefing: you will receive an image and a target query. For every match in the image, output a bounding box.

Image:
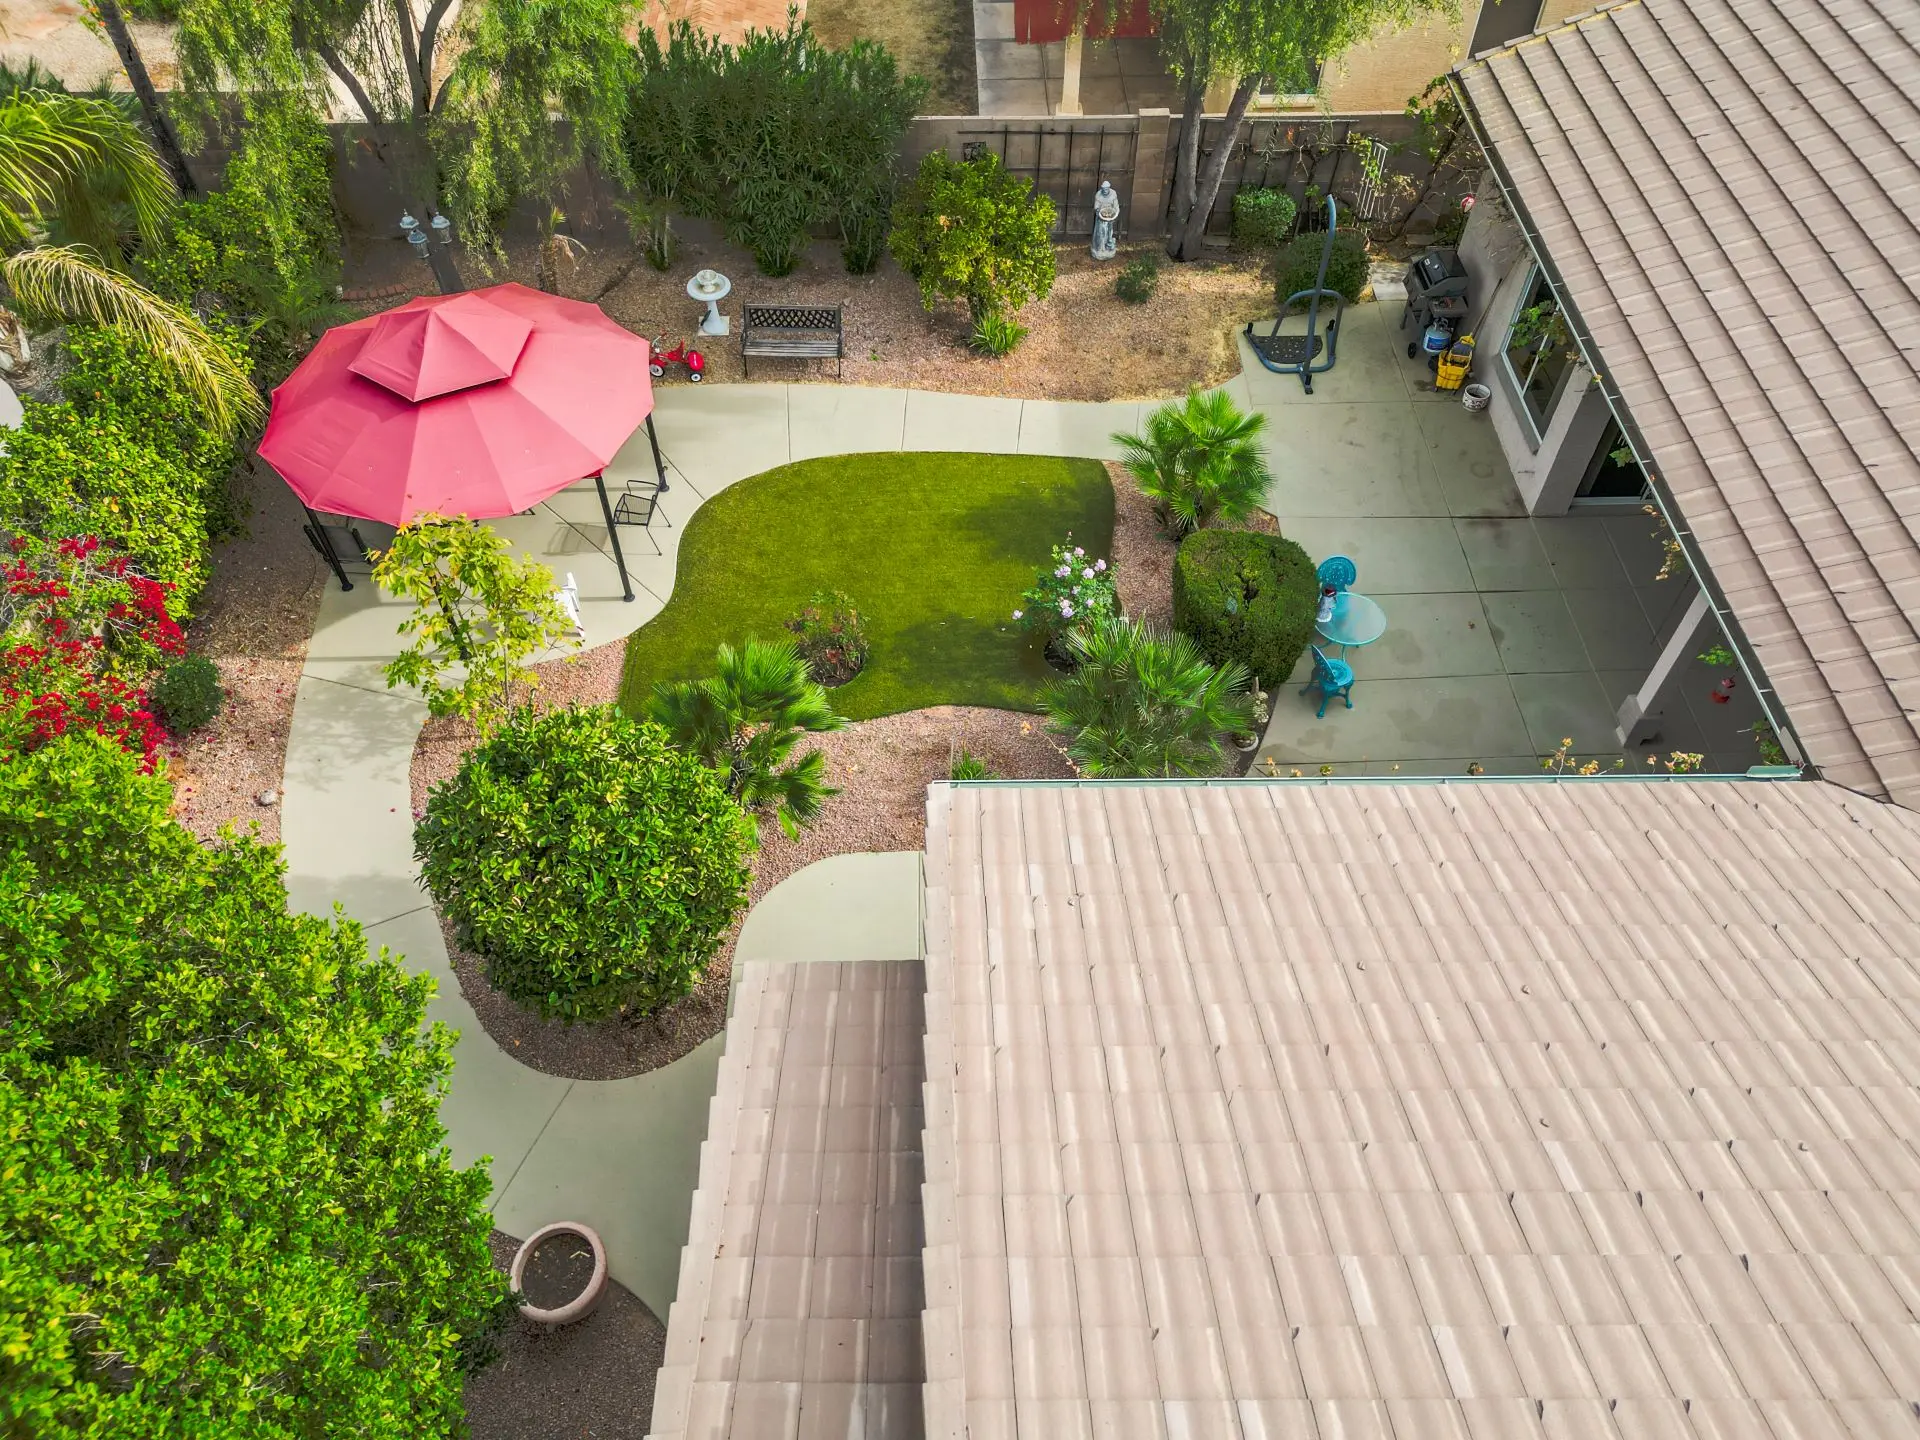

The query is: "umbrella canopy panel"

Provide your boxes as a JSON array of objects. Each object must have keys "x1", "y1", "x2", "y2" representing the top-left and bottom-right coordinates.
[{"x1": 259, "y1": 283, "x2": 655, "y2": 525}]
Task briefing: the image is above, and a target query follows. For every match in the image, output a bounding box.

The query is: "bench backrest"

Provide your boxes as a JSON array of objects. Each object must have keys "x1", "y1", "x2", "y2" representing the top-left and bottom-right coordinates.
[{"x1": 741, "y1": 303, "x2": 843, "y2": 333}]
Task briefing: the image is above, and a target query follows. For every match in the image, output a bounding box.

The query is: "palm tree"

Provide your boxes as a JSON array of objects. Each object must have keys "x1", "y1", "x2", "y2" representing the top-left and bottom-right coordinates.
[
  {"x1": 0, "y1": 89, "x2": 259, "y2": 435},
  {"x1": 650, "y1": 638, "x2": 846, "y2": 838},
  {"x1": 1043, "y1": 617, "x2": 1255, "y2": 778},
  {"x1": 1113, "y1": 388, "x2": 1272, "y2": 538}
]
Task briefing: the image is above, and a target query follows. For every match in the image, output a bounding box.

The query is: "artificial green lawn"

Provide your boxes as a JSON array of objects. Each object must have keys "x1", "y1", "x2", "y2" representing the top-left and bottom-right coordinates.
[{"x1": 616, "y1": 452, "x2": 1114, "y2": 721}]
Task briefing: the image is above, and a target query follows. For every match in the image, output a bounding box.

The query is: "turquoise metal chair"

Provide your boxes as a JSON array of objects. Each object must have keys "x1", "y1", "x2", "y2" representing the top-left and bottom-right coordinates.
[
  {"x1": 1301, "y1": 644, "x2": 1354, "y2": 718},
  {"x1": 1318, "y1": 555, "x2": 1357, "y2": 593}
]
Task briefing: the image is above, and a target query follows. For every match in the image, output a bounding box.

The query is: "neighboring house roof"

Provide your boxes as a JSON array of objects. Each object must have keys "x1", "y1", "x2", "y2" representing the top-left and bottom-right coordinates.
[
  {"x1": 917, "y1": 780, "x2": 1920, "y2": 1438},
  {"x1": 1453, "y1": 0, "x2": 1920, "y2": 809},
  {"x1": 648, "y1": 958, "x2": 927, "y2": 1440}
]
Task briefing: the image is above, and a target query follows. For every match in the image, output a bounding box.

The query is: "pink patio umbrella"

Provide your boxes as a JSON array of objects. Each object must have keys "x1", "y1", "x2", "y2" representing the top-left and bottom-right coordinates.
[{"x1": 257, "y1": 282, "x2": 668, "y2": 600}]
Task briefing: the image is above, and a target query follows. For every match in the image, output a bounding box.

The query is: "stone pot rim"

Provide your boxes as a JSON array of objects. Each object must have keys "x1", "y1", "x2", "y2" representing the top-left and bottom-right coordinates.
[{"x1": 510, "y1": 1222, "x2": 609, "y2": 1327}]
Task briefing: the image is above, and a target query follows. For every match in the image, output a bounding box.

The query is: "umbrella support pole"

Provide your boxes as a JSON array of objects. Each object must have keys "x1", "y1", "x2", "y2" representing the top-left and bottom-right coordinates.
[
  {"x1": 645, "y1": 414, "x2": 669, "y2": 493},
  {"x1": 301, "y1": 503, "x2": 354, "y2": 592},
  {"x1": 594, "y1": 473, "x2": 636, "y2": 603}
]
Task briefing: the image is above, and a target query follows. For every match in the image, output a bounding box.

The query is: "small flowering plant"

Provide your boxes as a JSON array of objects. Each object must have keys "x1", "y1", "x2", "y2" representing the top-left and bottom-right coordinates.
[{"x1": 1014, "y1": 540, "x2": 1117, "y2": 641}]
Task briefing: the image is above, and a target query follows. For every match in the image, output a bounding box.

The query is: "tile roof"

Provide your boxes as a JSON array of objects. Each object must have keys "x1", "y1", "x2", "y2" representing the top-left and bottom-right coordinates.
[
  {"x1": 1453, "y1": 0, "x2": 1920, "y2": 808},
  {"x1": 647, "y1": 960, "x2": 926, "y2": 1440},
  {"x1": 922, "y1": 779, "x2": 1920, "y2": 1438}
]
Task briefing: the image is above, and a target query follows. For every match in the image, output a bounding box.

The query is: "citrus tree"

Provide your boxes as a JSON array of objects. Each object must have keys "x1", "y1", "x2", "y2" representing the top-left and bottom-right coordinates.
[
  {"x1": 0, "y1": 733, "x2": 507, "y2": 1436},
  {"x1": 888, "y1": 150, "x2": 1057, "y2": 324}
]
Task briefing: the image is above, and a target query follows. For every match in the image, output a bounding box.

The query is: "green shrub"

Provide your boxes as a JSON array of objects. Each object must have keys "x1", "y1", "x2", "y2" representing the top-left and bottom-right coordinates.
[
  {"x1": 786, "y1": 589, "x2": 869, "y2": 686},
  {"x1": 1171, "y1": 529, "x2": 1319, "y2": 690},
  {"x1": 1115, "y1": 255, "x2": 1158, "y2": 304},
  {"x1": 2, "y1": 734, "x2": 507, "y2": 1434},
  {"x1": 1433, "y1": 203, "x2": 1469, "y2": 246},
  {"x1": 889, "y1": 150, "x2": 1057, "y2": 323},
  {"x1": 626, "y1": 18, "x2": 924, "y2": 278},
  {"x1": 140, "y1": 128, "x2": 342, "y2": 382},
  {"x1": 969, "y1": 312, "x2": 1028, "y2": 356},
  {"x1": 1043, "y1": 617, "x2": 1253, "y2": 778},
  {"x1": 418, "y1": 705, "x2": 755, "y2": 1022},
  {"x1": 1016, "y1": 538, "x2": 1116, "y2": 642},
  {"x1": 949, "y1": 748, "x2": 994, "y2": 780},
  {"x1": 150, "y1": 653, "x2": 224, "y2": 733},
  {"x1": 0, "y1": 401, "x2": 209, "y2": 613},
  {"x1": 1114, "y1": 390, "x2": 1271, "y2": 538},
  {"x1": 1275, "y1": 228, "x2": 1369, "y2": 309},
  {"x1": 1231, "y1": 187, "x2": 1297, "y2": 250},
  {"x1": 62, "y1": 324, "x2": 245, "y2": 537}
]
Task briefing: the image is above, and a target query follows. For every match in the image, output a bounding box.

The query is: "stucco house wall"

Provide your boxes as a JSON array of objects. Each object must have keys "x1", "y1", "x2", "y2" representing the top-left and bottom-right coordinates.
[{"x1": 1455, "y1": 176, "x2": 1614, "y2": 515}]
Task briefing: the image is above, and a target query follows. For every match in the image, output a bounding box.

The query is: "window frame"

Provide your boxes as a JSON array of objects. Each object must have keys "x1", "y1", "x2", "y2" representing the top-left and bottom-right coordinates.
[{"x1": 1501, "y1": 265, "x2": 1580, "y2": 445}]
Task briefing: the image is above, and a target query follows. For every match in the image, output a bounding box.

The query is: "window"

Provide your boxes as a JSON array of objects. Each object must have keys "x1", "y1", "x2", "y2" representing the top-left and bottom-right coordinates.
[
  {"x1": 1469, "y1": 0, "x2": 1545, "y2": 54},
  {"x1": 1502, "y1": 268, "x2": 1579, "y2": 439}
]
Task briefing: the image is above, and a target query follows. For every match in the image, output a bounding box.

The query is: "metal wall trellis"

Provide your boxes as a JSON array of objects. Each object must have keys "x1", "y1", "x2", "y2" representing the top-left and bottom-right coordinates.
[{"x1": 958, "y1": 125, "x2": 1140, "y2": 238}]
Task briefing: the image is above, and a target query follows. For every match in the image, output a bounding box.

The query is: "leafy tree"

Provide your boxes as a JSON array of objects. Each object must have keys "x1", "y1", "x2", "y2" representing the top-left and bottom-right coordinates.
[
  {"x1": 93, "y1": 0, "x2": 197, "y2": 192},
  {"x1": 1155, "y1": 0, "x2": 1446, "y2": 260},
  {"x1": 417, "y1": 705, "x2": 756, "y2": 1021},
  {"x1": 0, "y1": 733, "x2": 508, "y2": 1435},
  {"x1": 1114, "y1": 388, "x2": 1272, "y2": 537},
  {"x1": 373, "y1": 516, "x2": 575, "y2": 735},
  {"x1": 650, "y1": 637, "x2": 845, "y2": 839},
  {"x1": 174, "y1": 0, "x2": 637, "y2": 286},
  {"x1": 889, "y1": 150, "x2": 1057, "y2": 325},
  {"x1": 1043, "y1": 616, "x2": 1254, "y2": 777},
  {"x1": 1389, "y1": 74, "x2": 1483, "y2": 237},
  {"x1": 625, "y1": 18, "x2": 924, "y2": 276},
  {"x1": 0, "y1": 89, "x2": 259, "y2": 432}
]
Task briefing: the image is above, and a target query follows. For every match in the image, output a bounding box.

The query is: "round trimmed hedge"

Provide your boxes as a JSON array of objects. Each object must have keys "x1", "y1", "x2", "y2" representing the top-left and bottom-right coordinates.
[
  {"x1": 416, "y1": 704, "x2": 756, "y2": 1023},
  {"x1": 1171, "y1": 530, "x2": 1319, "y2": 691}
]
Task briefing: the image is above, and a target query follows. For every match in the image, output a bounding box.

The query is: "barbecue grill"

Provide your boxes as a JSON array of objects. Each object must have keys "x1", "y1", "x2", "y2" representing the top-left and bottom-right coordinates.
[{"x1": 1401, "y1": 248, "x2": 1469, "y2": 352}]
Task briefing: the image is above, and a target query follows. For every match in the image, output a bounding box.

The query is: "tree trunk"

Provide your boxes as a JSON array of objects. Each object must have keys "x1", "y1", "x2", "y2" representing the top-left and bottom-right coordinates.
[
  {"x1": 1170, "y1": 79, "x2": 1254, "y2": 262},
  {"x1": 95, "y1": 0, "x2": 195, "y2": 194},
  {"x1": 420, "y1": 205, "x2": 466, "y2": 294},
  {"x1": 1164, "y1": 81, "x2": 1205, "y2": 262}
]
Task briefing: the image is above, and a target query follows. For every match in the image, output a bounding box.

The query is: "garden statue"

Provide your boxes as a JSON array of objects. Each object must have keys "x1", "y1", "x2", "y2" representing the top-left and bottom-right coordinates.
[{"x1": 1091, "y1": 181, "x2": 1120, "y2": 261}]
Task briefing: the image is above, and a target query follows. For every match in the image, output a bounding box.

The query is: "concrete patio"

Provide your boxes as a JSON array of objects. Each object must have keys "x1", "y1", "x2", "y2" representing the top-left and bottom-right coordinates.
[{"x1": 1242, "y1": 301, "x2": 1768, "y2": 777}]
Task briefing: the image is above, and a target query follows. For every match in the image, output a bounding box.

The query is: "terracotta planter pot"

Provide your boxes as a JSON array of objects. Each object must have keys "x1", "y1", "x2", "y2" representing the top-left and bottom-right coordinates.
[{"x1": 510, "y1": 1222, "x2": 608, "y2": 1327}]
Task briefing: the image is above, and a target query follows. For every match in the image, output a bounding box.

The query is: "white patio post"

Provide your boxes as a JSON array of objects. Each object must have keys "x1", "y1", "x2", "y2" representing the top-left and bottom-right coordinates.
[
  {"x1": 1615, "y1": 586, "x2": 1712, "y2": 746},
  {"x1": 1058, "y1": 26, "x2": 1085, "y2": 115}
]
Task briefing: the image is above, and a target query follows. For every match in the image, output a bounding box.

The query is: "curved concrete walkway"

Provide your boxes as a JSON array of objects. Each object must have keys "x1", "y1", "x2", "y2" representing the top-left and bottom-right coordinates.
[
  {"x1": 278, "y1": 381, "x2": 1137, "y2": 1314},
  {"x1": 277, "y1": 311, "x2": 1527, "y2": 1309}
]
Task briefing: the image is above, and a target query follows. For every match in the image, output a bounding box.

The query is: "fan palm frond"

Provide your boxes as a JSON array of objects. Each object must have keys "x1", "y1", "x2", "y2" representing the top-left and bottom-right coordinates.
[
  {"x1": 1044, "y1": 618, "x2": 1254, "y2": 778},
  {"x1": 3, "y1": 246, "x2": 263, "y2": 435},
  {"x1": 1112, "y1": 389, "x2": 1273, "y2": 538},
  {"x1": 0, "y1": 90, "x2": 173, "y2": 256}
]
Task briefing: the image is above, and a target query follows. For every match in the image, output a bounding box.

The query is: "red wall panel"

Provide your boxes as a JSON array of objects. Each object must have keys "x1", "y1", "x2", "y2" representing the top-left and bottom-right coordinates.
[{"x1": 1012, "y1": 0, "x2": 1155, "y2": 43}]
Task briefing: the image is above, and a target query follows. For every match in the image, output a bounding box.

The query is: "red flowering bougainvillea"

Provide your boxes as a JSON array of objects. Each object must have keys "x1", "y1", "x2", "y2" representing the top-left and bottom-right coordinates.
[{"x1": 0, "y1": 535, "x2": 184, "y2": 770}]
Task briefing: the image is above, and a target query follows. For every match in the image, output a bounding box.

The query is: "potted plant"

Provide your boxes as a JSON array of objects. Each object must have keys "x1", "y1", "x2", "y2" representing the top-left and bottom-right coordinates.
[
  {"x1": 509, "y1": 1222, "x2": 609, "y2": 1328},
  {"x1": 1233, "y1": 684, "x2": 1270, "y2": 752}
]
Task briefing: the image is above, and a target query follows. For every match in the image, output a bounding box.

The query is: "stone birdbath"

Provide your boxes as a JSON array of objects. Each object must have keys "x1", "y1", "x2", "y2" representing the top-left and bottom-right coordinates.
[{"x1": 688, "y1": 269, "x2": 732, "y2": 337}]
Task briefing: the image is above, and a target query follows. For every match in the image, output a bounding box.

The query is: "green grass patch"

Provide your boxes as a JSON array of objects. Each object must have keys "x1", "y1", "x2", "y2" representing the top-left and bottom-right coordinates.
[{"x1": 617, "y1": 452, "x2": 1114, "y2": 721}]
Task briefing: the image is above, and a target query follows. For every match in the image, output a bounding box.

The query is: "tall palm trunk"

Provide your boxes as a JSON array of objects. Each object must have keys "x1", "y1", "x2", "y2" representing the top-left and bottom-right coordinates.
[{"x1": 94, "y1": 0, "x2": 195, "y2": 195}]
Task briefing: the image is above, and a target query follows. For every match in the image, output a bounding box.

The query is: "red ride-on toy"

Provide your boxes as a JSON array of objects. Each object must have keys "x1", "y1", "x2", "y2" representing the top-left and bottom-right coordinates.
[{"x1": 649, "y1": 334, "x2": 705, "y2": 382}]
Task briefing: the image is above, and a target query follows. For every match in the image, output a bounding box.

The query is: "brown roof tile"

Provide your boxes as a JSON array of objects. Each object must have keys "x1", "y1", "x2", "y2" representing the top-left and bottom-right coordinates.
[
  {"x1": 1458, "y1": 0, "x2": 1920, "y2": 806},
  {"x1": 921, "y1": 779, "x2": 1920, "y2": 1440}
]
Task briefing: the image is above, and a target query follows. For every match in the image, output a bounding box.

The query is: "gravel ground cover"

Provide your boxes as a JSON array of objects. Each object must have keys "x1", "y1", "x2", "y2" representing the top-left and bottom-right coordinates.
[
  {"x1": 342, "y1": 225, "x2": 1271, "y2": 403},
  {"x1": 463, "y1": 1230, "x2": 663, "y2": 1440},
  {"x1": 168, "y1": 460, "x2": 328, "y2": 847}
]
